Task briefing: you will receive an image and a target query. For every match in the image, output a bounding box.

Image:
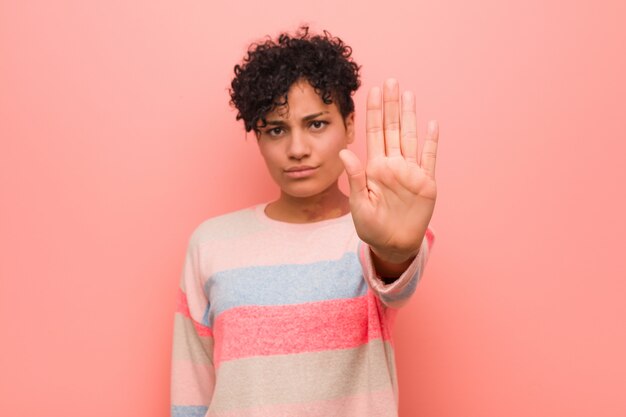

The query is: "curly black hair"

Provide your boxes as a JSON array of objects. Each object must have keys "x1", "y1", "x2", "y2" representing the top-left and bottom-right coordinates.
[{"x1": 229, "y1": 26, "x2": 361, "y2": 133}]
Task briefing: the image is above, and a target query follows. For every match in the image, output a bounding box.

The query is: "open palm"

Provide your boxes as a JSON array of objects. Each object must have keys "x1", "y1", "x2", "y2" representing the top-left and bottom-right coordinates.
[{"x1": 339, "y1": 78, "x2": 439, "y2": 263}]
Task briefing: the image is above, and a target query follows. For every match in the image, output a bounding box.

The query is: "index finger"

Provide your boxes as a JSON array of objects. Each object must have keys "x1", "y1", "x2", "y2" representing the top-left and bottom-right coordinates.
[{"x1": 420, "y1": 120, "x2": 439, "y2": 179}]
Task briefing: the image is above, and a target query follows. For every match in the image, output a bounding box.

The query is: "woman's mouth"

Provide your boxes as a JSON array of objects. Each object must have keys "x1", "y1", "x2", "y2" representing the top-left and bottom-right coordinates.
[{"x1": 284, "y1": 166, "x2": 319, "y2": 179}]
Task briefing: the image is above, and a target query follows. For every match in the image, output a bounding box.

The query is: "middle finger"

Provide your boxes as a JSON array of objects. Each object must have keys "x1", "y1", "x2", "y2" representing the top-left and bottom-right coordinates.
[{"x1": 383, "y1": 78, "x2": 401, "y2": 157}]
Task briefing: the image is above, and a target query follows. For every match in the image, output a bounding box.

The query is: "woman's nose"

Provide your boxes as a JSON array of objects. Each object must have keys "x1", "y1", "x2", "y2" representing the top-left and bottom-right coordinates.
[{"x1": 286, "y1": 130, "x2": 311, "y2": 159}]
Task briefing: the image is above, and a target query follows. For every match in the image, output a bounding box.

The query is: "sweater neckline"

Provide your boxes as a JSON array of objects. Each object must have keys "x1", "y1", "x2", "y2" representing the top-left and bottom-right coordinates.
[{"x1": 254, "y1": 202, "x2": 352, "y2": 230}]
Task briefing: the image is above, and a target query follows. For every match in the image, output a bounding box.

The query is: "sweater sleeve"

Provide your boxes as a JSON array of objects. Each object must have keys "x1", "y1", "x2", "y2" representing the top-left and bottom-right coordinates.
[
  {"x1": 359, "y1": 227, "x2": 435, "y2": 309},
  {"x1": 170, "y1": 241, "x2": 215, "y2": 417}
]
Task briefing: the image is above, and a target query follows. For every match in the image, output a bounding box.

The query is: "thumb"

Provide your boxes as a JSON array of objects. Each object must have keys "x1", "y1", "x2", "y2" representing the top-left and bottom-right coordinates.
[{"x1": 339, "y1": 149, "x2": 368, "y2": 201}]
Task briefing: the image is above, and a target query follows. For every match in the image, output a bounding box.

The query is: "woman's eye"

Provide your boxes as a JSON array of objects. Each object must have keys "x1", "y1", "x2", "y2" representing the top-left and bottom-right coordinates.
[
  {"x1": 267, "y1": 127, "x2": 284, "y2": 137},
  {"x1": 310, "y1": 121, "x2": 327, "y2": 130}
]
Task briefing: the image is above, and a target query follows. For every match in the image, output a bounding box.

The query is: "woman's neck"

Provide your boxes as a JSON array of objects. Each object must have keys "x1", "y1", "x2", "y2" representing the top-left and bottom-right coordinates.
[{"x1": 265, "y1": 185, "x2": 350, "y2": 224}]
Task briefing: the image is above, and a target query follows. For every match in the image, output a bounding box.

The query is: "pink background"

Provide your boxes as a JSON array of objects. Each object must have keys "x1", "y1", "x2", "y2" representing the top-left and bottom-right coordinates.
[{"x1": 1, "y1": 0, "x2": 625, "y2": 416}]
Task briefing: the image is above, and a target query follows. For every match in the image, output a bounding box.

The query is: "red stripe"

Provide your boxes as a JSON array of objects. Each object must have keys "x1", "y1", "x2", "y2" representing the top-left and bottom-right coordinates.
[
  {"x1": 176, "y1": 288, "x2": 213, "y2": 337},
  {"x1": 426, "y1": 227, "x2": 435, "y2": 248},
  {"x1": 175, "y1": 287, "x2": 192, "y2": 316},
  {"x1": 213, "y1": 292, "x2": 391, "y2": 365}
]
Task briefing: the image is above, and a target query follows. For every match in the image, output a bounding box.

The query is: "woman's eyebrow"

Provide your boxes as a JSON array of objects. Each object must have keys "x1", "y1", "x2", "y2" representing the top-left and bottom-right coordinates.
[
  {"x1": 302, "y1": 111, "x2": 328, "y2": 121},
  {"x1": 265, "y1": 111, "x2": 329, "y2": 126},
  {"x1": 265, "y1": 120, "x2": 287, "y2": 126}
]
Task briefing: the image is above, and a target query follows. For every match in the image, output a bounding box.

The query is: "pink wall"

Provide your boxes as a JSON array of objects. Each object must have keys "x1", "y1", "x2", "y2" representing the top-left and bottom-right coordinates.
[{"x1": 1, "y1": 0, "x2": 625, "y2": 416}]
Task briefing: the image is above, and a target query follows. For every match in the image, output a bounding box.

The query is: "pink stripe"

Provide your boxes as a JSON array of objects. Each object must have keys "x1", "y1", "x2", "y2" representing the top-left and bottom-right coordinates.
[
  {"x1": 199, "y1": 216, "x2": 360, "y2": 275},
  {"x1": 213, "y1": 292, "x2": 391, "y2": 365},
  {"x1": 207, "y1": 387, "x2": 396, "y2": 417},
  {"x1": 177, "y1": 288, "x2": 213, "y2": 337}
]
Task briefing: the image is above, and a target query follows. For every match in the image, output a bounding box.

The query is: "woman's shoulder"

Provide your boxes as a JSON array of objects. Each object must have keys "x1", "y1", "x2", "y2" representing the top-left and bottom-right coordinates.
[{"x1": 187, "y1": 204, "x2": 265, "y2": 248}]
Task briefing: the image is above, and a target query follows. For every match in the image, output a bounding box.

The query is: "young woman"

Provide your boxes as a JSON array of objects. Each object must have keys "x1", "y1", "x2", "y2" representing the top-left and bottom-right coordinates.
[{"x1": 171, "y1": 26, "x2": 439, "y2": 417}]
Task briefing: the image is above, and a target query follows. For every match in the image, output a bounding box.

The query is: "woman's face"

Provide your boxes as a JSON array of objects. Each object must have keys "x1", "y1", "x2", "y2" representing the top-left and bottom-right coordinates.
[{"x1": 256, "y1": 79, "x2": 355, "y2": 199}]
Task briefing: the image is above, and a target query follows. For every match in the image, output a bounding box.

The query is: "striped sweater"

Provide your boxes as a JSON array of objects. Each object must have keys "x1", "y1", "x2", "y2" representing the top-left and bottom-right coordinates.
[{"x1": 171, "y1": 203, "x2": 434, "y2": 417}]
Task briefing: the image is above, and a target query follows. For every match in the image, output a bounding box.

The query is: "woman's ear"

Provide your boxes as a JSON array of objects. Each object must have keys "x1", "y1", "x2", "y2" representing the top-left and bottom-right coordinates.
[{"x1": 344, "y1": 112, "x2": 355, "y2": 144}]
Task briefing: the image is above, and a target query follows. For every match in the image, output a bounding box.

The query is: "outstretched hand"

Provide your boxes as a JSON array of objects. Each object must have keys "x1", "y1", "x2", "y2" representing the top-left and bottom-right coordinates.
[{"x1": 339, "y1": 78, "x2": 439, "y2": 264}]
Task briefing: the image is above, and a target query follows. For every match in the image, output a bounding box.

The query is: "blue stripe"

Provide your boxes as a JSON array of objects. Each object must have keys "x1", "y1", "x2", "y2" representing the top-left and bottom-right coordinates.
[
  {"x1": 204, "y1": 252, "x2": 366, "y2": 326},
  {"x1": 171, "y1": 405, "x2": 208, "y2": 417},
  {"x1": 201, "y1": 304, "x2": 210, "y2": 327}
]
